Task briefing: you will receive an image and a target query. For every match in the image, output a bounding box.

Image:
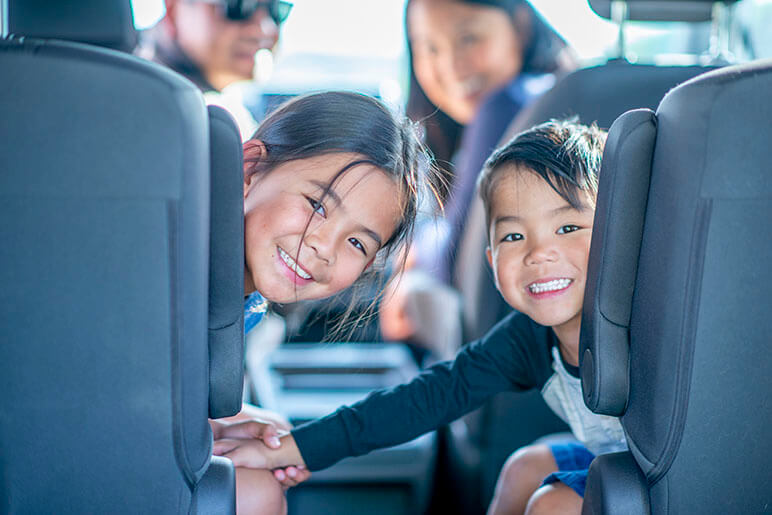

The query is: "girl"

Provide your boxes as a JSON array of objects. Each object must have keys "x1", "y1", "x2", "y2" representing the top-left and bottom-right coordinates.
[
  {"x1": 380, "y1": 0, "x2": 576, "y2": 348},
  {"x1": 218, "y1": 90, "x2": 438, "y2": 514}
]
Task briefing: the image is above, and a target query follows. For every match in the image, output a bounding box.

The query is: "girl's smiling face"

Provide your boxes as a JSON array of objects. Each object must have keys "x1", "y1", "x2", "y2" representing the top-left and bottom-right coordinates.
[
  {"x1": 486, "y1": 169, "x2": 595, "y2": 342},
  {"x1": 243, "y1": 147, "x2": 403, "y2": 304}
]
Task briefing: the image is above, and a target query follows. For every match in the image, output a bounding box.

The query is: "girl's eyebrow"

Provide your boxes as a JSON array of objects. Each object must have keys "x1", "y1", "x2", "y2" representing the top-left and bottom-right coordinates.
[
  {"x1": 309, "y1": 180, "x2": 383, "y2": 248},
  {"x1": 310, "y1": 180, "x2": 342, "y2": 207}
]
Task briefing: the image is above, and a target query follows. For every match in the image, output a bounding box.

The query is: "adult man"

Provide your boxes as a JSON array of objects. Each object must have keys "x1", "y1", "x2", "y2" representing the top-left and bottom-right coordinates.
[{"x1": 139, "y1": 0, "x2": 291, "y2": 137}]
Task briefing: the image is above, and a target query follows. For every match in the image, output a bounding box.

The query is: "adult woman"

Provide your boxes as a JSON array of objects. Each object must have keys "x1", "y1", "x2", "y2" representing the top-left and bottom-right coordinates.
[{"x1": 380, "y1": 0, "x2": 576, "y2": 345}]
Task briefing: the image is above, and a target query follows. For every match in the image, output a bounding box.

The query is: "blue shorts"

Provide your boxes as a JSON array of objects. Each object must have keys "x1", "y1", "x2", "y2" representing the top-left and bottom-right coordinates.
[{"x1": 542, "y1": 441, "x2": 595, "y2": 497}]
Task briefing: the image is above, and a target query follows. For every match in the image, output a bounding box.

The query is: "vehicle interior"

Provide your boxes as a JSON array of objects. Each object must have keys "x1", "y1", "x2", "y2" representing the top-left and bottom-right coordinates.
[{"x1": 1, "y1": 0, "x2": 770, "y2": 513}]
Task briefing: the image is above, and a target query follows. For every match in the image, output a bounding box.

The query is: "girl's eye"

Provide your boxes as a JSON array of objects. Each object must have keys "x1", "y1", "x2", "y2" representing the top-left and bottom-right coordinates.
[
  {"x1": 307, "y1": 197, "x2": 326, "y2": 217},
  {"x1": 348, "y1": 237, "x2": 366, "y2": 255},
  {"x1": 557, "y1": 225, "x2": 580, "y2": 234},
  {"x1": 502, "y1": 233, "x2": 523, "y2": 242}
]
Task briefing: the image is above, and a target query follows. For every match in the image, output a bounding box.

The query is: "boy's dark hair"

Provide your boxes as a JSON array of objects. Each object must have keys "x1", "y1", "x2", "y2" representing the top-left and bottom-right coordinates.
[
  {"x1": 477, "y1": 118, "x2": 606, "y2": 231},
  {"x1": 245, "y1": 91, "x2": 440, "y2": 338}
]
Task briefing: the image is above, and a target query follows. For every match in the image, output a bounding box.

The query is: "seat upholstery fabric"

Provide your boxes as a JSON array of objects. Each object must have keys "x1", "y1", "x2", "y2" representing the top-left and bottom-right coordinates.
[
  {"x1": 0, "y1": 2, "x2": 238, "y2": 512},
  {"x1": 581, "y1": 59, "x2": 772, "y2": 514}
]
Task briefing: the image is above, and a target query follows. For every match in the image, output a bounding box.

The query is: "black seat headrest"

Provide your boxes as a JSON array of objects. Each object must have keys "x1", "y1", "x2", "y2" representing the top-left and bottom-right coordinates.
[
  {"x1": 5, "y1": 0, "x2": 137, "y2": 52},
  {"x1": 589, "y1": 0, "x2": 741, "y2": 22}
]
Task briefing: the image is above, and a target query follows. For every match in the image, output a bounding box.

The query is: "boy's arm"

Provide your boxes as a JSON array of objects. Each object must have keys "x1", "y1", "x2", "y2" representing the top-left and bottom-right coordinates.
[{"x1": 291, "y1": 319, "x2": 531, "y2": 472}]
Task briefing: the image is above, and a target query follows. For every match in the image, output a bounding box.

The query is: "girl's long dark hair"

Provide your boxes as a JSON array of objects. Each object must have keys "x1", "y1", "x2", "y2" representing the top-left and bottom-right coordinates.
[
  {"x1": 245, "y1": 91, "x2": 440, "y2": 339},
  {"x1": 405, "y1": 0, "x2": 576, "y2": 198}
]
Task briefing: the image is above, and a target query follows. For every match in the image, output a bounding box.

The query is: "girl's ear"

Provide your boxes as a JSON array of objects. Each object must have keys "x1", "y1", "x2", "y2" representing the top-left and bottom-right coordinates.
[
  {"x1": 243, "y1": 139, "x2": 267, "y2": 196},
  {"x1": 485, "y1": 246, "x2": 493, "y2": 268}
]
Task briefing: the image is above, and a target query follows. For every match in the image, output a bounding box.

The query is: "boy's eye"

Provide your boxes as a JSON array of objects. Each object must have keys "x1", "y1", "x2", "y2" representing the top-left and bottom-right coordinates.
[
  {"x1": 501, "y1": 233, "x2": 523, "y2": 242},
  {"x1": 348, "y1": 237, "x2": 367, "y2": 256},
  {"x1": 307, "y1": 197, "x2": 326, "y2": 217},
  {"x1": 557, "y1": 225, "x2": 580, "y2": 234}
]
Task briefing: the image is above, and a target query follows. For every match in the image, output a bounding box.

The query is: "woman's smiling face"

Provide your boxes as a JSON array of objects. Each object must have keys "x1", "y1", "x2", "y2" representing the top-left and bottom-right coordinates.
[
  {"x1": 408, "y1": 0, "x2": 524, "y2": 124},
  {"x1": 243, "y1": 150, "x2": 403, "y2": 304}
]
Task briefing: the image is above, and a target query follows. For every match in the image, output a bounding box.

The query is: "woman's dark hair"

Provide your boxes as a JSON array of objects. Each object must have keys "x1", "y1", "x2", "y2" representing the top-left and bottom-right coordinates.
[
  {"x1": 405, "y1": 0, "x2": 575, "y2": 198},
  {"x1": 245, "y1": 91, "x2": 440, "y2": 338},
  {"x1": 477, "y1": 118, "x2": 606, "y2": 231}
]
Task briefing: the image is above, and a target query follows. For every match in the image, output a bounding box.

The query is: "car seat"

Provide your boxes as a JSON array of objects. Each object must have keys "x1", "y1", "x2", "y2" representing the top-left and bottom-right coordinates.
[
  {"x1": 0, "y1": 1, "x2": 243, "y2": 512},
  {"x1": 580, "y1": 58, "x2": 772, "y2": 514}
]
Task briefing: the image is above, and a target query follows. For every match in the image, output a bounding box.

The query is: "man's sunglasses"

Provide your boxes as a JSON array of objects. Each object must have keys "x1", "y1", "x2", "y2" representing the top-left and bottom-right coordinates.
[
  {"x1": 226, "y1": 0, "x2": 293, "y2": 24},
  {"x1": 194, "y1": 0, "x2": 293, "y2": 25}
]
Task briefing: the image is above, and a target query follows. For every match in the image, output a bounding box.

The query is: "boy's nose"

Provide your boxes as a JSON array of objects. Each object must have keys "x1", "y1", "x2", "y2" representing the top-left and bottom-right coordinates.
[{"x1": 525, "y1": 244, "x2": 558, "y2": 265}]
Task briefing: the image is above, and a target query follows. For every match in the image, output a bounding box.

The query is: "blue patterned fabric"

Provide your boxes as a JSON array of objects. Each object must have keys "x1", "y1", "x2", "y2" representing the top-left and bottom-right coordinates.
[{"x1": 243, "y1": 291, "x2": 268, "y2": 334}]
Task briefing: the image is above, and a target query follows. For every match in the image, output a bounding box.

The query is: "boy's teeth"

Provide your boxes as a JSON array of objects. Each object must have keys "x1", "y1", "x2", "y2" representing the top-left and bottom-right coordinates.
[
  {"x1": 529, "y1": 278, "x2": 572, "y2": 294},
  {"x1": 279, "y1": 248, "x2": 311, "y2": 279}
]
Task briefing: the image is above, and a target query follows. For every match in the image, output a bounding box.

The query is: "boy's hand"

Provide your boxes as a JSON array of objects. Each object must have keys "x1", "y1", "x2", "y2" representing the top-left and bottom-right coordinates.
[
  {"x1": 213, "y1": 437, "x2": 275, "y2": 469},
  {"x1": 215, "y1": 433, "x2": 306, "y2": 471}
]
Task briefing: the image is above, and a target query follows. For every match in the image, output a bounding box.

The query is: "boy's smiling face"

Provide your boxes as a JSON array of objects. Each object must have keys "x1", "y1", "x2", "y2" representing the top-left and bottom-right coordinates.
[
  {"x1": 243, "y1": 149, "x2": 402, "y2": 304},
  {"x1": 486, "y1": 167, "x2": 595, "y2": 342}
]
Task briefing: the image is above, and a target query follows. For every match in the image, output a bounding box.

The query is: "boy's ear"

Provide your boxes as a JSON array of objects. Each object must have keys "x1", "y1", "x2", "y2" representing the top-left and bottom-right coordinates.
[
  {"x1": 242, "y1": 139, "x2": 267, "y2": 196},
  {"x1": 485, "y1": 246, "x2": 493, "y2": 268}
]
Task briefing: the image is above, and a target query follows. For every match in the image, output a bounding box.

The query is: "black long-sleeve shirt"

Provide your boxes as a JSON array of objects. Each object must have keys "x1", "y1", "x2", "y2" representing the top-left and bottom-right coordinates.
[{"x1": 291, "y1": 312, "x2": 561, "y2": 471}]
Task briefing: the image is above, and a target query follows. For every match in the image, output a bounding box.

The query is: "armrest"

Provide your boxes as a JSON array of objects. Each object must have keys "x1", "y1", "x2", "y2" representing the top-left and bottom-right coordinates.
[{"x1": 582, "y1": 451, "x2": 650, "y2": 515}]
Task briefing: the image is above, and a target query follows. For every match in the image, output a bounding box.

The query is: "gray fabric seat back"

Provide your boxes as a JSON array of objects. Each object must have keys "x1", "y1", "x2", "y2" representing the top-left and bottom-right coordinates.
[
  {"x1": 581, "y1": 59, "x2": 772, "y2": 514},
  {"x1": 0, "y1": 2, "x2": 236, "y2": 512},
  {"x1": 207, "y1": 105, "x2": 246, "y2": 419}
]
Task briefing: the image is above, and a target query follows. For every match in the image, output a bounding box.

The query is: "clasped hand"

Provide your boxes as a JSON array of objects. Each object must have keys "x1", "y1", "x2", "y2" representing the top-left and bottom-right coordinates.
[{"x1": 211, "y1": 418, "x2": 311, "y2": 488}]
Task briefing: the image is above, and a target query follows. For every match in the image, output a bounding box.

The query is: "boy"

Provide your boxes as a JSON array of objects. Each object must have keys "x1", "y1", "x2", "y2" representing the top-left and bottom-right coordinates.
[{"x1": 214, "y1": 119, "x2": 626, "y2": 514}]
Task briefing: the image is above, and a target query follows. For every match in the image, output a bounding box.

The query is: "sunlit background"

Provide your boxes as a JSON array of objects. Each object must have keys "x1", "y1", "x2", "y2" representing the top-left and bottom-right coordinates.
[{"x1": 127, "y1": 0, "x2": 770, "y2": 112}]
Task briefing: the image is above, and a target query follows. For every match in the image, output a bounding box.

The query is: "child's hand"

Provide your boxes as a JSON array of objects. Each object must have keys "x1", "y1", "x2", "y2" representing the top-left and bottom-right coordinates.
[
  {"x1": 210, "y1": 418, "x2": 284, "y2": 449},
  {"x1": 213, "y1": 436, "x2": 275, "y2": 469},
  {"x1": 273, "y1": 466, "x2": 312, "y2": 490}
]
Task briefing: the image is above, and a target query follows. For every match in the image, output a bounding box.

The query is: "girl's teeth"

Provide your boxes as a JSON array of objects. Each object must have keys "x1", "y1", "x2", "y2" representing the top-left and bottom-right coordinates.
[
  {"x1": 279, "y1": 248, "x2": 311, "y2": 279},
  {"x1": 529, "y1": 278, "x2": 571, "y2": 294}
]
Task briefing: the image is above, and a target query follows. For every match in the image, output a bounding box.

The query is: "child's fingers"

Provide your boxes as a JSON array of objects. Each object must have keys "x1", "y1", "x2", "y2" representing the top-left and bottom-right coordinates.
[
  {"x1": 273, "y1": 466, "x2": 311, "y2": 490},
  {"x1": 212, "y1": 438, "x2": 239, "y2": 456},
  {"x1": 217, "y1": 420, "x2": 283, "y2": 448},
  {"x1": 218, "y1": 440, "x2": 267, "y2": 469},
  {"x1": 208, "y1": 419, "x2": 227, "y2": 440},
  {"x1": 273, "y1": 467, "x2": 311, "y2": 490}
]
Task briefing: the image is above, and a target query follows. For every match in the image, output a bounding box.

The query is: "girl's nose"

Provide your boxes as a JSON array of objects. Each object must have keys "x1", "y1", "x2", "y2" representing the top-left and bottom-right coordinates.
[{"x1": 304, "y1": 226, "x2": 336, "y2": 265}]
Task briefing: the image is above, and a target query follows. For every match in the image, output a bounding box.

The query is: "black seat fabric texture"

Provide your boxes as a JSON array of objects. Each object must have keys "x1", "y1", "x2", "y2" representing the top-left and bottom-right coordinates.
[
  {"x1": 581, "y1": 58, "x2": 772, "y2": 514},
  {"x1": 0, "y1": 3, "x2": 240, "y2": 511}
]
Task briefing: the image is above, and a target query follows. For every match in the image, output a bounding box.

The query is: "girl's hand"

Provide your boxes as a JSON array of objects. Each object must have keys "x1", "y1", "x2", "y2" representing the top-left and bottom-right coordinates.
[
  {"x1": 210, "y1": 418, "x2": 284, "y2": 449},
  {"x1": 274, "y1": 466, "x2": 312, "y2": 490}
]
